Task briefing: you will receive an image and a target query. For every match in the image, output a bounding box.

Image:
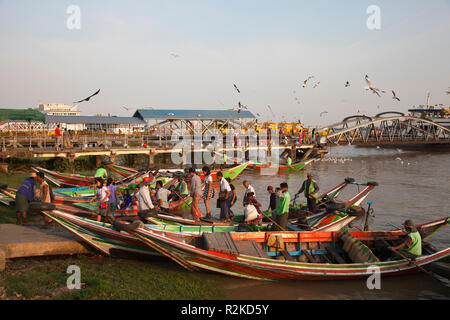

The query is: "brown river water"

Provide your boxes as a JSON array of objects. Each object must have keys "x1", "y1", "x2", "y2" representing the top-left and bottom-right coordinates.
[{"x1": 182, "y1": 146, "x2": 450, "y2": 299}]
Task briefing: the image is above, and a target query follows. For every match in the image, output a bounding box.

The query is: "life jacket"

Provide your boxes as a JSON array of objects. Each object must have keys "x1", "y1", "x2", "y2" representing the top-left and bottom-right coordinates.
[
  {"x1": 303, "y1": 180, "x2": 318, "y2": 198},
  {"x1": 402, "y1": 232, "x2": 422, "y2": 256}
]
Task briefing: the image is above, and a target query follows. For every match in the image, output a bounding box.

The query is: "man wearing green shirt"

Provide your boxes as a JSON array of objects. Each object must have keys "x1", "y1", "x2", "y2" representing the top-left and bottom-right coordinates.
[
  {"x1": 388, "y1": 219, "x2": 422, "y2": 259},
  {"x1": 94, "y1": 166, "x2": 108, "y2": 179},
  {"x1": 275, "y1": 182, "x2": 290, "y2": 230}
]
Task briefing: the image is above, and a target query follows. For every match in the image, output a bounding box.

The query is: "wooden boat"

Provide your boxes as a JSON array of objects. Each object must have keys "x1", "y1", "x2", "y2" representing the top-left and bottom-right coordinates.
[
  {"x1": 32, "y1": 166, "x2": 96, "y2": 187},
  {"x1": 131, "y1": 226, "x2": 450, "y2": 281},
  {"x1": 107, "y1": 162, "x2": 250, "y2": 181},
  {"x1": 248, "y1": 158, "x2": 314, "y2": 172},
  {"x1": 106, "y1": 163, "x2": 138, "y2": 178},
  {"x1": 38, "y1": 207, "x2": 450, "y2": 277}
]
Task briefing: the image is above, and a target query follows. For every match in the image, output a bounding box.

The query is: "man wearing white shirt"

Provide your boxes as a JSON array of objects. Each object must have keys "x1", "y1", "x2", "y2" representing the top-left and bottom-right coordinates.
[
  {"x1": 242, "y1": 180, "x2": 255, "y2": 206},
  {"x1": 217, "y1": 172, "x2": 232, "y2": 221},
  {"x1": 137, "y1": 184, "x2": 154, "y2": 212}
]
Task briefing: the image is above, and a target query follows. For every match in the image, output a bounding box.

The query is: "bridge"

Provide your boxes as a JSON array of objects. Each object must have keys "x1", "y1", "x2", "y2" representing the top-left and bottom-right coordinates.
[
  {"x1": 0, "y1": 133, "x2": 326, "y2": 166},
  {"x1": 319, "y1": 112, "x2": 450, "y2": 146}
]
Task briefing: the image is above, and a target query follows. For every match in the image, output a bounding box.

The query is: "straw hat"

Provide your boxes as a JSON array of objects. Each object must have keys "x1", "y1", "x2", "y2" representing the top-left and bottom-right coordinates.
[{"x1": 30, "y1": 172, "x2": 37, "y2": 178}]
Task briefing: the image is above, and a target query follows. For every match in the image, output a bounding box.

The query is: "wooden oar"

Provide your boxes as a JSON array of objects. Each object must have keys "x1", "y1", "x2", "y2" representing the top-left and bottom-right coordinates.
[
  {"x1": 382, "y1": 239, "x2": 443, "y2": 283},
  {"x1": 258, "y1": 210, "x2": 287, "y2": 231},
  {"x1": 171, "y1": 189, "x2": 192, "y2": 209}
]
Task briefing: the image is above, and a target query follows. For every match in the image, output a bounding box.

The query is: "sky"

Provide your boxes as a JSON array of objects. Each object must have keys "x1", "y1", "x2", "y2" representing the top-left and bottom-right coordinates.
[{"x1": 1, "y1": 0, "x2": 449, "y2": 126}]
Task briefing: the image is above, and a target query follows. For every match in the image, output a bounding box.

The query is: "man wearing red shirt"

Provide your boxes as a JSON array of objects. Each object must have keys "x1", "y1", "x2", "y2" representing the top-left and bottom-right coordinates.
[{"x1": 54, "y1": 125, "x2": 61, "y2": 150}]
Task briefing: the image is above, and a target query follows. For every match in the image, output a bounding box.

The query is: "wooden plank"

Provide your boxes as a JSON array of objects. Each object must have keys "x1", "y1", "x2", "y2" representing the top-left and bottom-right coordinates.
[
  {"x1": 325, "y1": 244, "x2": 347, "y2": 264},
  {"x1": 303, "y1": 250, "x2": 317, "y2": 263},
  {"x1": 281, "y1": 251, "x2": 296, "y2": 261}
]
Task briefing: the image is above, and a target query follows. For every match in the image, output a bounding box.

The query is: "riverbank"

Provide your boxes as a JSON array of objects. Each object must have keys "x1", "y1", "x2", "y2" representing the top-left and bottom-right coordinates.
[{"x1": 0, "y1": 254, "x2": 226, "y2": 300}]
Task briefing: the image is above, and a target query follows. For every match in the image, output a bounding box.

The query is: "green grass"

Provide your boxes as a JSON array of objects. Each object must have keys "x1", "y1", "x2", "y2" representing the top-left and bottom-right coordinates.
[{"x1": 0, "y1": 255, "x2": 226, "y2": 300}]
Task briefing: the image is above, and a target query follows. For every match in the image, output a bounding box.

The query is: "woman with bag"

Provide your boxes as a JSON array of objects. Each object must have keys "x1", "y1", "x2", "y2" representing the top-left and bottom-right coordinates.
[{"x1": 89, "y1": 178, "x2": 111, "y2": 222}]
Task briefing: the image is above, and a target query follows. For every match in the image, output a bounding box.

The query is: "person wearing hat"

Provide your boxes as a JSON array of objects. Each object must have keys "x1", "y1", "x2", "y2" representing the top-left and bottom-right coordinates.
[
  {"x1": 15, "y1": 172, "x2": 39, "y2": 225},
  {"x1": 295, "y1": 173, "x2": 320, "y2": 213},
  {"x1": 266, "y1": 185, "x2": 278, "y2": 215},
  {"x1": 387, "y1": 220, "x2": 422, "y2": 259},
  {"x1": 36, "y1": 172, "x2": 53, "y2": 228}
]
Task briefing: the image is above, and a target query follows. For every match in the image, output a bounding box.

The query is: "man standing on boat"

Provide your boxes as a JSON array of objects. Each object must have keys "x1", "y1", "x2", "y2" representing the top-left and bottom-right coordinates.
[
  {"x1": 217, "y1": 171, "x2": 232, "y2": 222},
  {"x1": 274, "y1": 182, "x2": 290, "y2": 230},
  {"x1": 295, "y1": 173, "x2": 320, "y2": 213},
  {"x1": 188, "y1": 167, "x2": 203, "y2": 221},
  {"x1": 387, "y1": 220, "x2": 422, "y2": 259},
  {"x1": 137, "y1": 181, "x2": 154, "y2": 213},
  {"x1": 242, "y1": 180, "x2": 255, "y2": 206},
  {"x1": 155, "y1": 180, "x2": 171, "y2": 213}
]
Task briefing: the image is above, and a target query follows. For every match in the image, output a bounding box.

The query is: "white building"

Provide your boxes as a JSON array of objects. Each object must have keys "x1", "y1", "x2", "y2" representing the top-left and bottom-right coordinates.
[{"x1": 38, "y1": 104, "x2": 80, "y2": 116}]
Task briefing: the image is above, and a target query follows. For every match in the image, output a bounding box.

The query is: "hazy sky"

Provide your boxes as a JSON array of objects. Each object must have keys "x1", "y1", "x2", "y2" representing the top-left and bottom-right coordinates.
[{"x1": 1, "y1": 0, "x2": 449, "y2": 125}]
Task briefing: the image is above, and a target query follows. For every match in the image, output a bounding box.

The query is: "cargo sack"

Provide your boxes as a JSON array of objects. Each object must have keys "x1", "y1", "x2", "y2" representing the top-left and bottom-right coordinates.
[{"x1": 339, "y1": 231, "x2": 379, "y2": 263}]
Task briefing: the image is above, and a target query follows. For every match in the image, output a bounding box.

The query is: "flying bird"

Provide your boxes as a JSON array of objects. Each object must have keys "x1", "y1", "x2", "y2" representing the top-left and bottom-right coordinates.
[
  {"x1": 320, "y1": 111, "x2": 328, "y2": 117},
  {"x1": 446, "y1": 87, "x2": 450, "y2": 95},
  {"x1": 73, "y1": 89, "x2": 100, "y2": 103},
  {"x1": 392, "y1": 90, "x2": 400, "y2": 101},
  {"x1": 170, "y1": 53, "x2": 180, "y2": 58},
  {"x1": 233, "y1": 84, "x2": 241, "y2": 93},
  {"x1": 302, "y1": 76, "x2": 315, "y2": 88},
  {"x1": 345, "y1": 81, "x2": 350, "y2": 87},
  {"x1": 364, "y1": 75, "x2": 382, "y2": 97},
  {"x1": 313, "y1": 81, "x2": 321, "y2": 88},
  {"x1": 237, "y1": 101, "x2": 248, "y2": 113},
  {"x1": 122, "y1": 106, "x2": 130, "y2": 111}
]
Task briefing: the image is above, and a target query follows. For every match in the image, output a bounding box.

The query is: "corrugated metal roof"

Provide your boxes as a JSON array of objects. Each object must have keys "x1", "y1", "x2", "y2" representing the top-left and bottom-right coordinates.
[
  {"x1": 133, "y1": 109, "x2": 256, "y2": 120},
  {"x1": 45, "y1": 115, "x2": 146, "y2": 124}
]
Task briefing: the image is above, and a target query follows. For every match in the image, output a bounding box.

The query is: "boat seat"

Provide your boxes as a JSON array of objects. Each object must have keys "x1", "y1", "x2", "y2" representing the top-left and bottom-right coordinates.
[{"x1": 203, "y1": 232, "x2": 268, "y2": 258}]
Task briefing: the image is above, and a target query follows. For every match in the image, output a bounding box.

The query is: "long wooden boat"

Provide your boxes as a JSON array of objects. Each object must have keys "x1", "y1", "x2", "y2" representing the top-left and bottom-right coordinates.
[
  {"x1": 248, "y1": 158, "x2": 314, "y2": 172},
  {"x1": 106, "y1": 163, "x2": 138, "y2": 178},
  {"x1": 131, "y1": 226, "x2": 450, "y2": 281},
  {"x1": 38, "y1": 210, "x2": 449, "y2": 276},
  {"x1": 32, "y1": 166, "x2": 96, "y2": 187}
]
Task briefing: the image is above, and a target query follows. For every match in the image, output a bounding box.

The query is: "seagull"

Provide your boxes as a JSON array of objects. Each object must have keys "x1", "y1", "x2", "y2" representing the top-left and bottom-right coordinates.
[
  {"x1": 237, "y1": 102, "x2": 248, "y2": 113},
  {"x1": 313, "y1": 81, "x2": 321, "y2": 89},
  {"x1": 345, "y1": 81, "x2": 350, "y2": 87},
  {"x1": 320, "y1": 111, "x2": 328, "y2": 117},
  {"x1": 365, "y1": 75, "x2": 383, "y2": 97},
  {"x1": 170, "y1": 53, "x2": 180, "y2": 58},
  {"x1": 73, "y1": 89, "x2": 100, "y2": 103},
  {"x1": 233, "y1": 84, "x2": 241, "y2": 93},
  {"x1": 392, "y1": 90, "x2": 400, "y2": 101},
  {"x1": 302, "y1": 76, "x2": 315, "y2": 88},
  {"x1": 122, "y1": 106, "x2": 130, "y2": 111},
  {"x1": 446, "y1": 87, "x2": 450, "y2": 95}
]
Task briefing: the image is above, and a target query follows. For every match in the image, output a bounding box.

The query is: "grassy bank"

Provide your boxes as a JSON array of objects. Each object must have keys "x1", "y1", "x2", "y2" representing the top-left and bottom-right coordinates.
[{"x1": 0, "y1": 255, "x2": 226, "y2": 300}]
